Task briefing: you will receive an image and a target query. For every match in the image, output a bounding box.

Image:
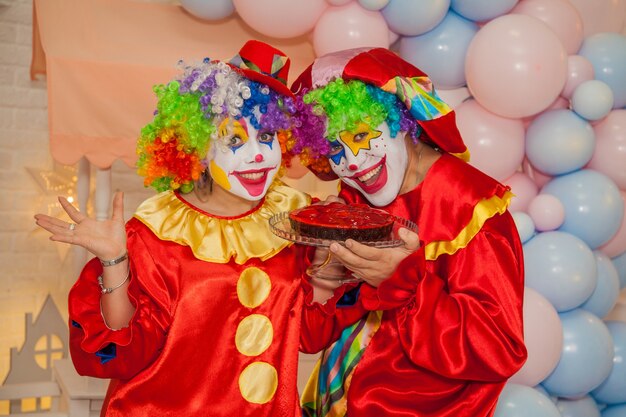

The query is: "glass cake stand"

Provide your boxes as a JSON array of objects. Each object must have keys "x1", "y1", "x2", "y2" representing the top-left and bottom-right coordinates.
[{"x1": 269, "y1": 211, "x2": 418, "y2": 281}]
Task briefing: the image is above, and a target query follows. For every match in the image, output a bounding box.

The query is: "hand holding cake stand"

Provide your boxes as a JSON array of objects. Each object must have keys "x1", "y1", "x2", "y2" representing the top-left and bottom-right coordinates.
[{"x1": 269, "y1": 209, "x2": 419, "y2": 282}]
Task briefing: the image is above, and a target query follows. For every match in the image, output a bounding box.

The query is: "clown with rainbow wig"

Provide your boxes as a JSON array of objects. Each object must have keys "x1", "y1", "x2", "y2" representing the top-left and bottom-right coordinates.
[
  {"x1": 290, "y1": 47, "x2": 527, "y2": 417},
  {"x1": 35, "y1": 40, "x2": 368, "y2": 417}
]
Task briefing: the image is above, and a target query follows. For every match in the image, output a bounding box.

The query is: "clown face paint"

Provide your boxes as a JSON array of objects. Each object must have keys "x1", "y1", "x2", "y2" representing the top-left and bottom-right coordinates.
[
  {"x1": 208, "y1": 116, "x2": 281, "y2": 201},
  {"x1": 329, "y1": 121, "x2": 408, "y2": 207}
]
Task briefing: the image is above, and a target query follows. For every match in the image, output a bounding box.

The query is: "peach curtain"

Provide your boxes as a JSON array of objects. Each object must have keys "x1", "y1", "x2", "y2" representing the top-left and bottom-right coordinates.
[{"x1": 31, "y1": 0, "x2": 315, "y2": 168}]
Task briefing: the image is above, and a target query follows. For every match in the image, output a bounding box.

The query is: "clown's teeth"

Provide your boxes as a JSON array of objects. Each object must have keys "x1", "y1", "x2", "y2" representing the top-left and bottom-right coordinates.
[
  {"x1": 358, "y1": 165, "x2": 382, "y2": 182},
  {"x1": 239, "y1": 172, "x2": 264, "y2": 180}
]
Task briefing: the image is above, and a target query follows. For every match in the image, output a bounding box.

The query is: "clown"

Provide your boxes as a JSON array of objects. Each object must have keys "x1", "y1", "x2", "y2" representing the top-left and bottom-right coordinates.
[
  {"x1": 35, "y1": 41, "x2": 366, "y2": 417},
  {"x1": 291, "y1": 47, "x2": 527, "y2": 417}
]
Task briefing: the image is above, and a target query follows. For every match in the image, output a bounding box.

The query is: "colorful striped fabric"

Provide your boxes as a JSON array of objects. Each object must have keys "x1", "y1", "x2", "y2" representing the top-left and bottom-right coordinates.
[{"x1": 301, "y1": 310, "x2": 383, "y2": 417}]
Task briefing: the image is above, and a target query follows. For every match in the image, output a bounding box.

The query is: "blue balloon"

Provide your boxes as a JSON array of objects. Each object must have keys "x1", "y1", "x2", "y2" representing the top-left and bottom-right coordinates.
[
  {"x1": 579, "y1": 33, "x2": 626, "y2": 109},
  {"x1": 525, "y1": 109, "x2": 595, "y2": 176},
  {"x1": 512, "y1": 212, "x2": 535, "y2": 244},
  {"x1": 592, "y1": 321, "x2": 626, "y2": 404},
  {"x1": 602, "y1": 404, "x2": 626, "y2": 417},
  {"x1": 450, "y1": 0, "x2": 518, "y2": 22},
  {"x1": 580, "y1": 252, "x2": 621, "y2": 318},
  {"x1": 572, "y1": 80, "x2": 615, "y2": 122},
  {"x1": 557, "y1": 396, "x2": 601, "y2": 417},
  {"x1": 494, "y1": 383, "x2": 561, "y2": 417},
  {"x1": 381, "y1": 0, "x2": 450, "y2": 36},
  {"x1": 398, "y1": 11, "x2": 478, "y2": 89},
  {"x1": 181, "y1": 0, "x2": 234, "y2": 20},
  {"x1": 542, "y1": 169, "x2": 624, "y2": 249},
  {"x1": 523, "y1": 231, "x2": 597, "y2": 312},
  {"x1": 543, "y1": 309, "x2": 614, "y2": 399},
  {"x1": 612, "y1": 252, "x2": 626, "y2": 289},
  {"x1": 358, "y1": 0, "x2": 390, "y2": 11}
]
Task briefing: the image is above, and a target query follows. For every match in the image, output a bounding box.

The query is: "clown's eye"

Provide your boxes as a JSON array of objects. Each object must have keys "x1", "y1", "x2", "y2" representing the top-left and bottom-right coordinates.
[
  {"x1": 354, "y1": 132, "x2": 368, "y2": 142},
  {"x1": 259, "y1": 132, "x2": 275, "y2": 144},
  {"x1": 228, "y1": 135, "x2": 244, "y2": 149},
  {"x1": 329, "y1": 144, "x2": 344, "y2": 157}
]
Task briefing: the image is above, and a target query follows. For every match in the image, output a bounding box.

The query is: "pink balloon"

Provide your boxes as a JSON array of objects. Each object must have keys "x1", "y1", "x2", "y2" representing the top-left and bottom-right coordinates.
[
  {"x1": 465, "y1": 14, "x2": 568, "y2": 118},
  {"x1": 312, "y1": 2, "x2": 389, "y2": 57},
  {"x1": 599, "y1": 190, "x2": 626, "y2": 257},
  {"x1": 437, "y1": 87, "x2": 471, "y2": 109},
  {"x1": 511, "y1": 0, "x2": 584, "y2": 55},
  {"x1": 561, "y1": 55, "x2": 595, "y2": 100},
  {"x1": 523, "y1": 157, "x2": 553, "y2": 188},
  {"x1": 588, "y1": 109, "x2": 626, "y2": 190},
  {"x1": 233, "y1": 0, "x2": 327, "y2": 38},
  {"x1": 568, "y1": 0, "x2": 626, "y2": 37},
  {"x1": 509, "y1": 287, "x2": 563, "y2": 387},
  {"x1": 505, "y1": 172, "x2": 539, "y2": 213},
  {"x1": 528, "y1": 194, "x2": 565, "y2": 232},
  {"x1": 546, "y1": 96, "x2": 570, "y2": 112},
  {"x1": 455, "y1": 99, "x2": 526, "y2": 181}
]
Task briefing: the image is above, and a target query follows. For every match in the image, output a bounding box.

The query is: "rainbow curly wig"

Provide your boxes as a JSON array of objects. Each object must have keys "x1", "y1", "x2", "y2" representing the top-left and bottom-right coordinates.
[
  {"x1": 137, "y1": 59, "x2": 296, "y2": 193},
  {"x1": 291, "y1": 78, "x2": 421, "y2": 176}
]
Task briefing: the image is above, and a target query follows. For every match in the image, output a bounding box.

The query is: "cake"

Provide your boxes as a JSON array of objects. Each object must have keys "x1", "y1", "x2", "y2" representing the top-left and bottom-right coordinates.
[{"x1": 289, "y1": 202, "x2": 394, "y2": 241}]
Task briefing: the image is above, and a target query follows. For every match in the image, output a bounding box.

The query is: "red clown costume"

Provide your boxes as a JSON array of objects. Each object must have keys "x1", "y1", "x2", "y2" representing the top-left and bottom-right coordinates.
[
  {"x1": 67, "y1": 41, "x2": 367, "y2": 417},
  {"x1": 292, "y1": 48, "x2": 527, "y2": 417}
]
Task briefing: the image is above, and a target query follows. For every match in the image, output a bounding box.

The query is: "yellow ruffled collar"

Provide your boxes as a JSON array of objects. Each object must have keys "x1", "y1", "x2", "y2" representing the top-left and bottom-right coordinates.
[{"x1": 133, "y1": 182, "x2": 311, "y2": 264}]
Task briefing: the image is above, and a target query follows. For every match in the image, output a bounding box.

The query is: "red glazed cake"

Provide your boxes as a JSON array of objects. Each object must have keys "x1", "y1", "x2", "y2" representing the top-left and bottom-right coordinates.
[{"x1": 289, "y1": 202, "x2": 394, "y2": 241}]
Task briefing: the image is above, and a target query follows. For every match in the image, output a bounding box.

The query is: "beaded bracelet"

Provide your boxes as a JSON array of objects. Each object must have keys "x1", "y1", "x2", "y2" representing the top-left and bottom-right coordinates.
[
  {"x1": 99, "y1": 252, "x2": 128, "y2": 267},
  {"x1": 97, "y1": 267, "x2": 130, "y2": 294}
]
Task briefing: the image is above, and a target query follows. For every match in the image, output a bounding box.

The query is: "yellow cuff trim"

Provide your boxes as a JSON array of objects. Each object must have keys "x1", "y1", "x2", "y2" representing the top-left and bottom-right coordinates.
[{"x1": 424, "y1": 190, "x2": 513, "y2": 261}]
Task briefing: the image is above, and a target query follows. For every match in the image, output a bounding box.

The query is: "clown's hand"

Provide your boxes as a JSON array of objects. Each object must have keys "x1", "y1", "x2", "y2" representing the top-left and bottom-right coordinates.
[{"x1": 328, "y1": 227, "x2": 419, "y2": 288}]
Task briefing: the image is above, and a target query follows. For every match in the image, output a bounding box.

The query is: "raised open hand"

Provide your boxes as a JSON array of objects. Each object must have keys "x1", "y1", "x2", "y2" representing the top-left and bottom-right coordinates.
[{"x1": 34, "y1": 191, "x2": 127, "y2": 260}]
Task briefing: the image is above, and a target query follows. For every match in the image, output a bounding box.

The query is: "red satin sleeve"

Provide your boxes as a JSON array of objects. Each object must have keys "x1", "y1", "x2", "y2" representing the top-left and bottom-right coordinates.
[
  {"x1": 297, "y1": 246, "x2": 368, "y2": 354},
  {"x1": 68, "y1": 225, "x2": 172, "y2": 380},
  {"x1": 360, "y1": 213, "x2": 527, "y2": 381}
]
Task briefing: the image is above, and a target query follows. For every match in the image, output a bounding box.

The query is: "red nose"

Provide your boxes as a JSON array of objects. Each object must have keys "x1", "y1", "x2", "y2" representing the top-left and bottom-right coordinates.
[
  {"x1": 255, "y1": 154, "x2": 264, "y2": 163},
  {"x1": 348, "y1": 164, "x2": 358, "y2": 171}
]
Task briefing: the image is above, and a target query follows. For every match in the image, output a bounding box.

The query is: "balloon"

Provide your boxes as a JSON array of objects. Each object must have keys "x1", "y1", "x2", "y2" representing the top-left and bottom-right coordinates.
[
  {"x1": 525, "y1": 109, "x2": 596, "y2": 176},
  {"x1": 612, "y1": 251, "x2": 626, "y2": 289},
  {"x1": 561, "y1": 55, "x2": 595, "y2": 100},
  {"x1": 542, "y1": 170, "x2": 624, "y2": 249},
  {"x1": 358, "y1": 0, "x2": 390, "y2": 10},
  {"x1": 494, "y1": 383, "x2": 561, "y2": 417},
  {"x1": 312, "y1": 2, "x2": 389, "y2": 56},
  {"x1": 454, "y1": 99, "x2": 525, "y2": 181},
  {"x1": 233, "y1": 0, "x2": 327, "y2": 38},
  {"x1": 398, "y1": 11, "x2": 478, "y2": 89},
  {"x1": 568, "y1": 0, "x2": 626, "y2": 37},
  {"x1": 598, "y1": 191, "x2": 626, "y2": 258},
  {"x1": 542, "y1": 309, "x2": 614, "y2": 398},
  {"x1": 580, "y1": 251, "x2": 621, "y2": 318},
  {"x1": 505, "y1": 172, "x2": 539, "y2": 213},
  {"x1": 572, "y1": 80, "x2": 615, "y2": 122},
  {"x1": 523, "y1": 231, "x2": 597, "y2": 312},
  {"x1": 592, "y1": 321, "x2": 626, "y2": 404},
  {"x1": 512, "y1": 212, "x2": 536, "y2": 244},
  {"x1": 465, "y1": 14, "x2": 568, "y2": 118},
  {"x1": 588, "y1": 110, "x2": 626, "y2": 191},
  {"x1": 181, "y1": 0, "x2": 235, "y2": 20},
  {"x1": 579, "y1": 33, "x2": 626, "y2": 109},
  {"x1": 527, "y1": 194, "x2": 565, "y2": 232},
  {"x1": 510, "y1": 0, "x2": 584, "y2": 55},
  {"x1": 509, "y1": 288, "x2": 563, "y2": 387},
  {"x1": 381, "y1": 0, "x2": 450, "y2": 36},
  {"x1": 451, "y1": 0, "x2": 519, "y2": 22},
  {"x1": 436, "y1": 87, "x2": 471, "y2": 108},
  {"x1": 326, "y1": 0, "x2": 351, "y2": 5},
  {"x1": 522, "y1": 158, "x2": 553, "y2": 189},
  {"x1": 604, "y1": 297, "x2": 626, "y2": 322},
  {"x1": 602, "y1": 404, "x2": 626, "y2": 417},
  {"x1": 556, "y1": 396, "x2": 601, "y2": 417}
]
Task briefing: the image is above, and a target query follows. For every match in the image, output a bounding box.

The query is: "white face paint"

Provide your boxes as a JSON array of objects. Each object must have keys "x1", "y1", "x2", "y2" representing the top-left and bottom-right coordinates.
[
  {"x1": 328, "y1": 121, "x2": 408, "y2": 207},
  {"x1": 208, "y1": 116, "x2": 281, "y2": 201}
]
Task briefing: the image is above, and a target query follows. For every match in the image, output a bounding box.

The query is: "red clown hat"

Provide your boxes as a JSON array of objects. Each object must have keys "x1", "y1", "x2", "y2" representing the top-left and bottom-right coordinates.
[
  {"x1": 291, "y1": 47, "x2": 469, "y2": 163},
  {"x1": 229, "y1": 40, "x2": 293, "y2": 99}
]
